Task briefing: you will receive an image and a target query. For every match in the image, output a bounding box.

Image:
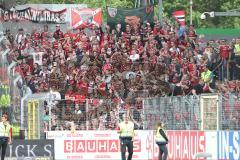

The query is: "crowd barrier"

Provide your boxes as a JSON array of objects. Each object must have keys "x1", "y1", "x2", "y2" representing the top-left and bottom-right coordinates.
[{"x1": 46, "y1": 130, "x2": 240, "y2": 160}]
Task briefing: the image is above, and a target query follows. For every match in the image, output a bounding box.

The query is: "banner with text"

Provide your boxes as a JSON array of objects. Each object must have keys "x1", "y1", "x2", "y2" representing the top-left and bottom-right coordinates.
[
  {"x1": 47, "y1": 130, "x2": 152, "y2": 160},
  {"x1": 218, "y1": 131, "x2": 240, "y2": 160},
  {"x1": 5, "y1": 140, "x2": 54, "y2": 160},
  {"x1": 0, "y1": 7, "x2": 67, "y2": 23},
  {"x1": 47, "y1": 130, "x2": 210, "y2": 160}
]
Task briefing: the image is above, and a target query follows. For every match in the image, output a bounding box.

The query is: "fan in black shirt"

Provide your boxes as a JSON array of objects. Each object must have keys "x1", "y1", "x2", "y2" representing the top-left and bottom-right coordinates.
[{"x1": 192, "y1": 79, "x2": 204, "y2": 95}]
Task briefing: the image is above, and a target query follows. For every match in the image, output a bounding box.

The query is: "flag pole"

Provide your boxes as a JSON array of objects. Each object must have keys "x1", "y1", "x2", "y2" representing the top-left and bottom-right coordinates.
[
  {"x1": 159, "y1": 0, "x2": 163, "y2": 25},
  {"x1": 102, "y1": 0, "x2": 107, "y2": 22},
  {"x1": 190, "y1": 0, "x2": 193, "y2": 25}
]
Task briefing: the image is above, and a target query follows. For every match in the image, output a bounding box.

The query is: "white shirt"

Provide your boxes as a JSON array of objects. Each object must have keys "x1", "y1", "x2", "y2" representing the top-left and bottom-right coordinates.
[
  {"x1": 129, "y1": 54, "x2": 140, "y2": 62},
  {"x1": 15, "y1": 34, "x2": 26, "y2": 44}
]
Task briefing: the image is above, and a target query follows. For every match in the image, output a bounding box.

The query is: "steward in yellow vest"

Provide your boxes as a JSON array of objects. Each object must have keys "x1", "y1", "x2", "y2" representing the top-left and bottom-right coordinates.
[
  {"x1": 0, "y1": 113, "x2": 12, "y2": 160},
  {"x1": 155, "y1": 122, "x2": 168, "y2": 160},
  {"x1": 155, "y1": 127, "x2": 168, "y2": 144},
  {"x1": 118, "y1": 114, "x2": 135, "y2": 160},
  {"x1": 0, "y1": 85, "x2": 11, "y2": 107}
]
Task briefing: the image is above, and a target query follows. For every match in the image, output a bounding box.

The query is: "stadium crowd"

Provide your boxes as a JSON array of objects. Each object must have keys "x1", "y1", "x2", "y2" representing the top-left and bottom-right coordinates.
[{"x1": 1, "y1": 17, "x2": 240, "y2": 131}]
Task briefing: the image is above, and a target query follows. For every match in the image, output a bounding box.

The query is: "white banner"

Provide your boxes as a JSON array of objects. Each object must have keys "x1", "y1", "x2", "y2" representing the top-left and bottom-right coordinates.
[
  {"x1": 47, "y1": 131, "x2": 153, "y2": 160},
  {"x1": 47, "y1": 130, "x2": 240, "y2": 160}
]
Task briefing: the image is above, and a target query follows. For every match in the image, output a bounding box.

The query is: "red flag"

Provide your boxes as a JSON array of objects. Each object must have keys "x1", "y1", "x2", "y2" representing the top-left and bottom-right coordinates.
[
  {"x1": 70, "y1": 8, "x2": 103, "y2": 29},
  {"x1": 172, "y1": 10, "x2": 185, "y2": 26}
]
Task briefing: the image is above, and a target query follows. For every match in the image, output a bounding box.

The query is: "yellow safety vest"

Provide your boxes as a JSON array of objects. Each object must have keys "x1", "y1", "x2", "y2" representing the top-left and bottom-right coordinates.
[
  {"x1": 201, "y1": 70, "x2": 212, "y2": 83},
  {"x1": 0, "y1": 85, "x2": 11, "y2": 107},
  {"x1": 119, "y1": 121, "x2": 134, "y2": 138},
  {"x1": 155, "y1": 127, "x2": 166, "y2": 143},
  {"x1": 235, "y1": 44, "x2": 240, "y2": 56},
  {"x1": 0, "y1": 122, "x2": 11, "y2": 137}
]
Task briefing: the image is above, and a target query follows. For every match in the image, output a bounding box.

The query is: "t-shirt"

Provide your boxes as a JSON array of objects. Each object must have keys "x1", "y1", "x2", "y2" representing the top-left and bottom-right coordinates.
[
  {"x1": 193, "y1": 84, "x2": 203, "y2": 95},
  {"x1": 32, "y1": 32, "x2": 41, "y2": 41},
  {"x1": 219, "y1": 45, "x2": 230, "y2": 59},
  {"x1": 129, "y1": 54, "x2": 140, "y2": 62}
]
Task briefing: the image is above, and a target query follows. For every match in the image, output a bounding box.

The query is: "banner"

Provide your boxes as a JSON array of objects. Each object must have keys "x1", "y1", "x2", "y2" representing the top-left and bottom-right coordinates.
[
  {"x1": 33, "y1": 52, "x2": 43, "y2": 65},
  {"x1": 152, "y1": 131, "x2": 206, "y2": 160},
  {"x1": 47, "y1": 130, "x2": 152, "y2": 160},
  {"x1": 5, "y1": 140, "x2": 55, "y2": 160},
  {"x1": 107, "y1": 6, "x2": 154, "y2": 28},
  {"x1": 46, "y1": 130, "x2": 240, "y2": 160},
  {"x1": 218, "y1": 131, "x2": 240, "y2": 160},
  {"x1": 47, "y1": 130, "x2": 207, "y2": 160},
  {"x1": 0, "y1": 7, "x2": 67, "y2": 23},
  {"x1": 70, "y1": 8, "x2": 103, "y2": 29}
]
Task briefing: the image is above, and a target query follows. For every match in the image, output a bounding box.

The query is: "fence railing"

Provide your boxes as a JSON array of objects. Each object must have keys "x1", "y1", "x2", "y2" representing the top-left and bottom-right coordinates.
[
  {"x1": 20, "y1": 92, "x2": 240, "y2": 139},
  {"x1": 0, "y1": 41, "x2": 22, "y2": 138},
  {"x1": 144, "y1": 94, "x2": 240, "y2": 131},
  {"x1": 143, "y1": 95, "x2": 201, "y2": 130}
]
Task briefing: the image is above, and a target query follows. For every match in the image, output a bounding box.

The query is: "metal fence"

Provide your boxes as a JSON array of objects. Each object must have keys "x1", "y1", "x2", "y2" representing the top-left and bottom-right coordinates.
[
  {"x1": 21, "y1": 94, "x2": 144, "y2": 139},
  {"x1": 220, "y1": 93, "x2": 240, "y2": 130},
  {"x1": 143, "y1": 95, "x2": 201, "y2": 130},
  {"x1": 144, "y1": 94, "x2": 240, "y2": 131},
  {"x1": 20, "y1": 92, "x2": 240, "y2": 139},
  {"x1": 45, "y1": 98, "x2": 122, "y2": 131},
  {"x1": 0, "y1": 39, "x2": 23, "y2": 138}
]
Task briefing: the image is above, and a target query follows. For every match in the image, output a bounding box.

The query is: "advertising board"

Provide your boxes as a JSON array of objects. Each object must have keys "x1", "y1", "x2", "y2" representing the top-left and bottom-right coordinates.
[
  {"x1": 47, "y1": 131, "x2": 208, "y2": 160},
  {"x1": 218, "y1": 131, "x2": 240, "y2": 160},
  {"x1": 47, "y1": 130, "x2": 240, "y2": 160},
  {"x1": 47, "y1": 131, "x2": 152, "y2": 160},
  {"x1": 5, "y1": 140, "x2": 54, "y2": 160}
]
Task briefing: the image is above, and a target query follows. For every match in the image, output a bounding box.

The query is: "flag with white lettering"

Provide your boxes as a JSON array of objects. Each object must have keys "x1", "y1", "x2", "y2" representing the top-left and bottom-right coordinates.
[{"x1": 172, "y1": 10, "x2": 185, "y2": 26}]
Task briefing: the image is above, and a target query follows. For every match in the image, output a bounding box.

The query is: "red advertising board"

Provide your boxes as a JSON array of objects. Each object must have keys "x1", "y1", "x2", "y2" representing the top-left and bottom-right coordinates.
[
  {"x1": 151, "y1": 131, "x2": 206, "y2": 160},
  {"x1": 47, "y1": 130, "x2": 206, "y2": 160}
]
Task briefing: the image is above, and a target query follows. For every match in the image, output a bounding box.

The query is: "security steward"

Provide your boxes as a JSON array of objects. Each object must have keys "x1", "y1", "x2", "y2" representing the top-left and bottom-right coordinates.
[
  {"x1": 118, "y1": 114, "x2": 135, "y2": 160},
  {"x1": 155, "y1": 122, "x2": 168, "y2": 160},
  {"x1": 0, "y1": 113, "x2": 12, "y2": 160}
]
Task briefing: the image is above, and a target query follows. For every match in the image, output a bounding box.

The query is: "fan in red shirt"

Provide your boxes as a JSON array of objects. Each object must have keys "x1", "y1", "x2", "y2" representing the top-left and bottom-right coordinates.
[
  {"x1": 63, "y1": 40, "x2": 72, "y2": 57},
  {"x1": 219, "y1": 39, "x2": 230, "y2": 60},
  {"x1": 64, "y1": 29, "x2": 75, "y2": 40},
  {"x1": 53, "y1": 24, "x2": 64, "y2": 40},
  {"x1": 52, "y1": 40, "x2": 59, "y2": 50},
  {"x1": 188, "y1": 25, "x2": 197, "y2": 39},
  {"x1": 31, "y1": 27, "x2": 41, "y2": 42}
]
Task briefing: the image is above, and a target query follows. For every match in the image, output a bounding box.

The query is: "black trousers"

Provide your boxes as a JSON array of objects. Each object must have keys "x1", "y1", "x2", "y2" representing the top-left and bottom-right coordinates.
[
  {"x1": 120, "y1": 138, "x2": 133, "y2": 160},
  {"x1": 0, "y1": 137, "x2": 8, "y2": 160},
  {"x1": 158, "y1": 144, "x2": 168, "y2": 160}
]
